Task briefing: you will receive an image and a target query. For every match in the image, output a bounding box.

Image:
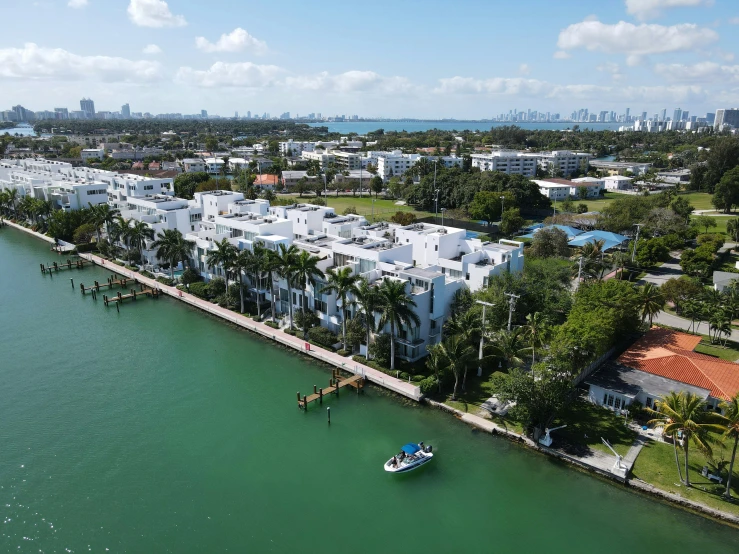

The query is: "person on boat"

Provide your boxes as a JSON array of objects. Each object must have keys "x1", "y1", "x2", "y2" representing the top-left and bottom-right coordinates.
[{"x1": 391, "y1": 456, "x2": 397, "y2": 467}]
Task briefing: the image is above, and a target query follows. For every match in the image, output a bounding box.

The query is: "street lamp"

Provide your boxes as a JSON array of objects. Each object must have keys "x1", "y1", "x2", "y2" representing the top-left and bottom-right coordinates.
[
  {"x1": 434, "y1": 188, "x2": 440, "y2": 223},
  {"x1": 441, "y1": 207, "x2": 447, "y2": 228},
  {"x1": 475, "y1": 300, "x2": 494, "y2": 377},
  {"x1": 500, "y1": 195, "x2": 505, "y2": 226}
]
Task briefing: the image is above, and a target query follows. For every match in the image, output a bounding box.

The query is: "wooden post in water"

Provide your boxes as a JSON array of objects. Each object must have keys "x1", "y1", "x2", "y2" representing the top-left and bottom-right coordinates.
[
  {"x1": 303, "y1": 395, "x2": 307, "y2": 411},
  {"x1": 327, "y1": 406, "x2": 331, "y2": 425},
  {"x1": 319, "y1": 388, "x2": 323, "y2": 405},
  {"x1": 70, "y1": 278, "x2": 74, "y2": 289},
  {"x1": 296, "y1": 392, "x2": 301, "y2": 409}
]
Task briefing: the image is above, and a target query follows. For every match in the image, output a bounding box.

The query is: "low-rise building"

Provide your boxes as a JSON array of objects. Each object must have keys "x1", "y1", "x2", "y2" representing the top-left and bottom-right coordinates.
[
  {"x1": 590, "y1": 160, "x2": 652, "y2": 176},
  {"x1": 533, "y1": 150, "x2": 591, "y2": 177},
  {"x1": 470, "y1": 151, "x2": 538, "y2": 176},
  {"x1": 603, "y1": 175, "x2": 634, "y2": 191},
  {"x1": 81, "y1": 148, "x2": 104, "y2": 161},
  {"x1": 535, "y1": 178, "x2": 604, "y2": 199},
  {"x1": 182, "y1": 158, "x2": 206, "y2": 173}
]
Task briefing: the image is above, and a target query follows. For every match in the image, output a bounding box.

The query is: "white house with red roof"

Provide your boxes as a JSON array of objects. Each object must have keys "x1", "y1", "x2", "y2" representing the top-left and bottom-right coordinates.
[{"x1": 586, "y1": 328, "x2": 739, "y2": 414}]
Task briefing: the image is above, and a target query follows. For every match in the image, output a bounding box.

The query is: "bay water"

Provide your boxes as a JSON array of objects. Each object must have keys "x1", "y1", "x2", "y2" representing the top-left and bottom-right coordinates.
[{"x1": 1, "y1": 228, "x2": 736, "y2": 553}]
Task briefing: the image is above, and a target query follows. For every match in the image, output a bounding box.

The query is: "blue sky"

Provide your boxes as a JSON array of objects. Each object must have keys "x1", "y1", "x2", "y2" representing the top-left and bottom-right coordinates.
[{"x1": 1, "y1": 0, "x2": 738, "y2": 118}]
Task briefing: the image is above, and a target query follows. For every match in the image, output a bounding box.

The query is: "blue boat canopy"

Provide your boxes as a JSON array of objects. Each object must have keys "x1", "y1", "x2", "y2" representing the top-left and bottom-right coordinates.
[{"x1": 402, "y1": 443, "x2": 421, "y2": 454}]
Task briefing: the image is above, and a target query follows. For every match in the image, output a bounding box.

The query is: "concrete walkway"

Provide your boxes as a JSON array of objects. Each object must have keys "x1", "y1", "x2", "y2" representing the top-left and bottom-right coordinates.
[{"x1": 77, "y1": 252, "x2": 422, "y2": 401}]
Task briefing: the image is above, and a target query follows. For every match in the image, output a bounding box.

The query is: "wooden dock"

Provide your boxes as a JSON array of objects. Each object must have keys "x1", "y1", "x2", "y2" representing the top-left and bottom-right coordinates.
[
  {"x1": 40, "y1": 258, "x2": 90, "y2": 274},
  {"x1": 80, "y1": 275, "x2": 134, "y2": 294},
  {"x1": 297, "y1": 369, "x2": 365, "y2": 410},
  {"x1": 103, "y1": 284, "x2": 162, "y2": 306}
]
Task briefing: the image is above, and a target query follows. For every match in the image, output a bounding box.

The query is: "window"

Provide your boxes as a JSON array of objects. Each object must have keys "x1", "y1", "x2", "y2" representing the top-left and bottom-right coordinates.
[
  {"x1": 646, "y1": 397, "x2": 653, "y2": 409},
  {"x1": 434, "y1": 245, "x2": 438, "y2": 251}
]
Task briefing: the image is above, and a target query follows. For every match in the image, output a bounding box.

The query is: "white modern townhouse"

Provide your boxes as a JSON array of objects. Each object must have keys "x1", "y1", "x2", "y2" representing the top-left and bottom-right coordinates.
[{"x1": 470, "y1": 150, "x2": 538, "y2": 176}]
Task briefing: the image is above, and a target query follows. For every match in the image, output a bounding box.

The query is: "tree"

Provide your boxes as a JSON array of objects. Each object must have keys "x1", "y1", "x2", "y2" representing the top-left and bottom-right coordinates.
[
  {"x1": 323, "y1": 267, "x2": 361, "y2": 351},
  {"x1": 434, "y1": 335, "x2": 475, "y2": 400},
  {"x1": 671, "y1": 196, "x2": 694, "y2": 222},
  {"x1": 693, "y1": 214, "x2": 718, "y2": 234},
  {"x1": 354, "y1": 279, "x2": 381, "y2": 359},
  {"x1": 635, "y1": 237, "x2": 670, "y2": 268},
  {"x1": 727, "y1": 218, "x2": 739, "y2": 243},
  {"x1": 151, "y1": 229, "x2": 194, "y2": 280},
  {"x1": 126, "y1": 220, "x2": 155, "y2": 266},
  {"x1": 263, "y1": 247, "x2": 280, "y2": 324},
  {"x1": 638, "y1": 283, "x2": 665, "y2": 327},
  {"x1": 72, "y1": 223, "x2": 97, "y2": 244},
  {"x1": 500, "y1": 208, "x2": 524, "y2": 236},
  {"x1": 206, "y1": 238, "x2": 238, "y2": 295},
  {"x1": 718, "y1": 394, "x2": 739, "y2": 499},
  {"x1": 376, "y1": 278, "x2": 421, "y2": 371},
  {"x1": 274, "y1": 243, "x2": 300, "y2": 331},
  {"x1": 488, "y1": 328, "x2": 530, "y2": 369},
  {"x1": 443, "y1": 309, "x2": 482, "y2": 391},
  {"x1": 680, "y1": 247, "x2": 715, "y2": 278},
  {"x1": 660, "y1": 277, "x2": 703, "y2": 315},
  {"x1": 87, "y1": 203, "x2": 120, "y2": 243},
  {"x1": 292, "y1": 250, "x2": 325, "y2": 338},
  {"x1": 370, "y1": 175, "x2": 384, "y2": 198},
  {"x1": 648, "y1": 392, "x2": 726, "y2": 486},
  {"x1": 468, "y1": 191, "x2": 513, "y2": 228},
  {"x1": 528, "y1": 227, "x2": 570, "y2": 258},
  {"x1": 231, "y1": 249, "x2": 252, "y2": 314},
  {"x1": 523, "y1": 312, "x2": 549, "y2": 364}
]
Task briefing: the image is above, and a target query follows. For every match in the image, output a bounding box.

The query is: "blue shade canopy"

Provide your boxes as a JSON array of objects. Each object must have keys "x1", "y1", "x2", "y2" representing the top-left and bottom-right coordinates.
[
  {"x1": 568, "y1": 230, "x2": 628, "y2": 252},
  {"x1": 401, "y1": 443, "x2": 421, "y2": 454}
]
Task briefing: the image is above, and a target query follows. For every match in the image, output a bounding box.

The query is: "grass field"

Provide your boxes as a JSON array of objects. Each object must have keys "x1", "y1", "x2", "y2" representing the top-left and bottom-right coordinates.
[
  {"x1": 632, "y1": 440, "x2": 739, "y2": 517},
  {"x1": 690, "y1": 214, "x2": 734, "y2": 236},
  {"x1": 552, "y1": 400, "x2": 637, "y2": 456},
  {"x1": 694, "y1": 341, "x2": 739, "y2": 361},
  {"x1": 280, "y1": 194, "x2": 436, "y2": 222},
  {"x1": 679, "y1": 192, "x2": 716, "y2": 211}
]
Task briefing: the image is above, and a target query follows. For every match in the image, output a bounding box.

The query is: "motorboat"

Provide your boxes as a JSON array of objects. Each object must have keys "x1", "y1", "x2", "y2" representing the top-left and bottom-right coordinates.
[{"x1": 384, "y1": 442, "x2": 433, "y2": 473}]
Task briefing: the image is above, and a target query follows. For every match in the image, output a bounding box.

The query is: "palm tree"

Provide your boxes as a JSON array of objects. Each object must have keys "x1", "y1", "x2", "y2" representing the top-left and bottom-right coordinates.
[
  {"x1": 274, "y1": 244, "x2": 300, "y2": 330},
  {"x1": 323, "y1": 266, "x2": 361, "y2": 349},
  {"x1": 489, "y1": 327, "x2": 530, "y2": 369},
  {"x1": 376, "y1": 278, "x2": 421, "y2": 371},
  {"x1": 126, "y1": 220, "x2": 154, "y2": 266},
  {"x1": 87, "y1": 203, "x2": 120, "y2": 243},
  {"x1": 354, "y1": 278, "x2": 381, "y2": 359},
  {"x1": 578, "y1": 239, "x2": 607, "y2": 280},
  {"x1": 612, "y1": 251, "x2": 630, "y2": 280},
  {"x1": 206, "y1": 238, "x2": 238, "y2": 294},
  {"x1": 718, "y1": 394, "x2": 739, "y2": 499},
  {"x1": 231, "y1": 248, "x2": 253, "y2": 314},
  {"x1": 648, "y1": 392, "x2": 726, "y2": 486},
  {"x1": 523, "y1": 312, "x2": 549, "y2": 364},
  {"x1": 5, "y1": 187, "x2": 18, "y2": 219},
  {"x1": 683, "y1": 300, "x2": 702, "y2": 334},
  {"x1": 114, "y1": 216, "x2": 132, "y2": 252},
  {"x1": 638, "y1": 283, "x2": 665, "y2": 327},
  {"x1": 247, "y1": 244, "x2": 270, "y2": 319},
  {"x1": 435, "y1": 335, "x2": 475, "y2": 400},
  {"x1": 425, "y1": 343, "x2": 445, "y2": 394},
  {"x1": 152, "y1": 229, "x2": 194, "y2": 280},
  {"x1": 708, "y1": 309, "x2": 731, "y2": 345},
  {"x1": 0, "y1": 190, "x2": 9, "y2": 222},
  {"x1": 444, "y1": 309, "x2": 482, "y2": 391},
  {"x1": 292, "y1": 250, "x2": 325, "y2": 338},
  {"x1": 262, "y1": 247, "x2": 280, "y2": 324}
]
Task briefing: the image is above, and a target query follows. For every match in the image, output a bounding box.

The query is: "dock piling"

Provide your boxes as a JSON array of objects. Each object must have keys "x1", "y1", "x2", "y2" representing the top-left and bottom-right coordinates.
[
  {"x1": 70, "y1": 278, "x2": 74, "y2": 289},
  {"x1": 327, "y1": 407, "x2": 331, "y2": 425}
]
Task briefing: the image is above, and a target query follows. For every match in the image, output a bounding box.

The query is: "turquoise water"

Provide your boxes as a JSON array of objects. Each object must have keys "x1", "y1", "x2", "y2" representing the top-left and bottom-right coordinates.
[
  {"x1": 308, "y1": 121, "x2": 623, "y2": 134},
  {"x1": 1, "y1": 227, "x2": 737, "y2": 553}
]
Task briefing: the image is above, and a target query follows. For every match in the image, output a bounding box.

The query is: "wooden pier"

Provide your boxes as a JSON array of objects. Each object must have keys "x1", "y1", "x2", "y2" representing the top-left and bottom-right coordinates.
[
  {"x1": 103, "y1": 284, "x2": 162, "y2": 306},
  {"x1": 80, "y1": 275, "x2": 134, "y2": 294},
  {"x1": 297, "y1": 369, "x2": 365, "y2": 410},
  {"x1": 40, "y1": 258, "x2": 90, "y2": 274}
]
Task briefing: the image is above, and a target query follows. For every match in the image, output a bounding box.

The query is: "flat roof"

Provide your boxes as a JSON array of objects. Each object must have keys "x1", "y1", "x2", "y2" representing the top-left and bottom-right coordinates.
[
  {"x1": 403, "y1": 267, "x2": 444, "y2": 279},
  {"x1": 586, "y1": 362, "x2": 710, "y2": 400}
]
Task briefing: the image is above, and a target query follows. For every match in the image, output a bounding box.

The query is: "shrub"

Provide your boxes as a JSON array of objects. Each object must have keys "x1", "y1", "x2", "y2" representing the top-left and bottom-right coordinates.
[
  {"x1": 342, "y1": 206, "x2": 358, "y2": 215},
  {"x1": 661, "y1": 233, "x2": 685, "y2": 250},
  {"x1": 390, "y1": 211, "x2": 416, "y2": 225},
  {"x1": 264, "y1": 321, "x2": 279, "y2": 329},
  {"x1": 337, "y1": 348, "x2": 352, "y2": 357},
  {"x1": 140, "y1": 270, "x2": 155, "y2": 278},
  {"x1": 576, "y1": 203, "x2": 588, "y2": 214},
  {"x1": 419, "y1": 376, "x2": 438, "y2": 395},
  {"x1": 72, "y1": 223, "x2": 97, "y2": 245},
  {"x1": 156, "y1": 276, "x2": 174, "y2": 286},
  {"x1": 284, "y1": 328, "x2": 297, "y2": 336},
  {"x1": 181, "y1": 268, "x2": 200, "y2": 285},
  {"x1": 399, "y1": 371, "x2": 410, "y2": 381},
  {"x1": 188, "y1": 282, "x2": 209, "y2": 298},
  {"x1": 294, "y1": 309, "x2": 319, "y2": 331},
  {"x1": 307, "y1": 197, "x2": 326, "y2": 206},
  {"x1": 307, "y1": 326, "x2": 338, "y2": 348},
  {"x1": 369, "y1": 333, "x2": 391, "y2": 367},
  {"x1": 208, "y1": 277, "x2": 227, "y2": 297},
  {"x1": 74, "y1": 242, "x2": 98, "y2": 253}
]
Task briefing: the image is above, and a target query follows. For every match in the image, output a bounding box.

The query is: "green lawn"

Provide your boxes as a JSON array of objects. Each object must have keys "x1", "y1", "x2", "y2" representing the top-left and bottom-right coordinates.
[
  {"x1": 632, "y1": 440, "x2": 739, "y2": 517},
  {"x1": 552, "y1": 399, "x2": 637, "y2": 456},
  {"x1": 690, "y1": 214, "x2": 734, "y2": 236},
  {"x1": 577, "y1": 191, "x2": 620, "y2": 212},
  {"x1": 694, "y1": 341, "x2": 739, "y2": 361},
  {"x1": 678, "y1": 192, "x2": 716, "y2": 211},
  {"x1": 280, "y1": 194, "x2": 436, "y2": 222}
]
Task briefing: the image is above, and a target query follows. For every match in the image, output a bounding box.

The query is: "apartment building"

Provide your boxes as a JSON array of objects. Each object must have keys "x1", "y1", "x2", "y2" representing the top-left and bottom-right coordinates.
[
  {"x1": 182, "y1": 158, "x2": 207, "y2": 173},
  {"x1": 81, "y1": 148, "x2": 105, "y2": 161},
  {"x1": 534, "y1": 178, "x2": 604, "y2": 200},
  {"x1": 332, "y1": 151, "x2": 361, "y2": 170},
  {"x1": 301, "y1": 150, "x2": 335, "y2": 169},
  {"x1": 470, "y1": 151, "x2": 538, "y2": 176},
  {"x1": 534, "y1": 150, "x2": 591, "y2": 177}
]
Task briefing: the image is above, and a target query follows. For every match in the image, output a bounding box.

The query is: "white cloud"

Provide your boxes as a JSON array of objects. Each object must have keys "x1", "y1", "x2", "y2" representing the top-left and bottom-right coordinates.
[
  {"x1": 176, "y1": 62, "x2": 283, "y2": 88},
  {"x1": 435, "y1": 77, "x2": 550, "y2": 96},
  {"x1": 557, "y1": 19, "x2": 718, "y2": 64},
  {"x1": 553, "y1": 50, "x2": 571, "y2": 59},
  {"x1": 519, "y1": 63, "x2": 531, "y2": 75},
  {"x1": 730, "y1": 17, "x2": 739, "y2": 24},
  {"x1": 127, "y1": 0, "x2": 186, "y2": 28},
  {"x1": 67, "y1": 0, "x2": 88, "y2": 8},
  {"x1": 195, "y1": 28, "x2": 267, "y2": 54},
  {"x1": 286, "y1": 70, "x2": 415, "y2": 94},
  {"x1": 597, "y1": 62, "x2": 625, "y2": 81},
  {"x1": 0, "y1": 43, "x2": 161, "y2": 82},
  {"x1": 654, "y1": 61, "x2": 739, "y2": 83},
  {"x1": 625, "y1": 0, "x2": 713, "y2": 21},
  {"x1": 142, "y1": 44, "x2": 162, "y2": 55}
]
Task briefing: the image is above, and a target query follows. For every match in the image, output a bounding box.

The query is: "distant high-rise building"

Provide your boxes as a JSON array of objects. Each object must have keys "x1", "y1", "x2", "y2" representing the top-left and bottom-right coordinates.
[
  {"x1": 659, "y1": 109, "x2": 666, "y2": 122},
  {"x1": 641, "y1": 111, "x2": 647, "y2": 121},
  {"x1": 80, "y1": 98, "x2": 95, "y2": 119},
  {"x1": 682, "y1": 110, "x2": 689, "y2": 121},
  {"x1": 201, "y1": 110, "x2": 208, "y2": 118},
  {"x1": 672, "y1": 108, "x2": 682, "y2": 122},
  {"x1": 706, "y1": 112, "x2": 716, "y2": 125},
  {"x1": 54, "y1": 108, "x2": 69, "y2": 120},
  {"x1": 121, "y1": 103, "x2": 130, "y2": 118},
  {"x1": 715, "y1": 108, "x2": 739, "y2": 130},
  {"x1": 246, "y1": 111, "x2": 251, "y2": 118},
  {"x1": 235, "y1": 111, "x2": 239, "y2": 118},
  {"x1": 12, "y1": 105, "x2": 33, "y2": 122}
]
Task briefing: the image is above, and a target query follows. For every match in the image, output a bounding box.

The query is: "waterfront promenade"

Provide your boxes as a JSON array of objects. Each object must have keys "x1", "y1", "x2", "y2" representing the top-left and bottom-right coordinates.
[{"x1": 77, "y1": 252, "x2": 422, "y2": 402}]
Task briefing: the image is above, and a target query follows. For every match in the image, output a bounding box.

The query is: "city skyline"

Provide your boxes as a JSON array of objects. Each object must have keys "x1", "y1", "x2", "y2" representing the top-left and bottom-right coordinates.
[{"x1": 0, "y1": 1, "x2": 738, "y2": 117}]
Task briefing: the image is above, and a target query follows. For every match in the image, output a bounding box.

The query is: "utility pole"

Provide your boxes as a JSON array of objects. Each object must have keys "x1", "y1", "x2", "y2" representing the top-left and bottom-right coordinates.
[
  {"x1": 504, "y1": 292, "x2": 520, "y2": 332},
  {"x1": 631, "y1": 223, "x2": 642, "y2": 263},
  {"x1": 476, "y1": 301, "x2": 494, "y2": 377},
  {"x1": 500, "y1": 195, "x2": 505, "y2": 227},
  {"x1": 577, "y1": 255, "x2": 583, "y2": 283},
  {"x1": 434, "y1": 188, "x2": 440, "y2": 223}
]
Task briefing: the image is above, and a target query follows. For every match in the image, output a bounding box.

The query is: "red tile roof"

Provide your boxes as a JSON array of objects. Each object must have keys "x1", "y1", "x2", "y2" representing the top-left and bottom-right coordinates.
[
  {"x1": 618, "y1": 328, "x2": 739, "y2": 400},
  {"x1": 254, "y1": 174, "x2": 279, "y2": 186}
]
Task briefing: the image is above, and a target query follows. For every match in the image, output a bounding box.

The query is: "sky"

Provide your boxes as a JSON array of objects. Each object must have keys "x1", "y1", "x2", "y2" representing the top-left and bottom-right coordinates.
[{"x1": 1, "y1": 0, "x2": 739, "y2": 119}]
